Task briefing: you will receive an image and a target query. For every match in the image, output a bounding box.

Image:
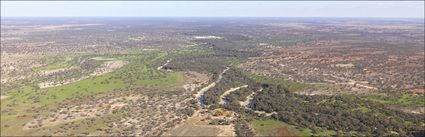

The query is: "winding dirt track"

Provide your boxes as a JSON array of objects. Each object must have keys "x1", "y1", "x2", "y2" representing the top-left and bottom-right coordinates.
[
  {"x1": 219, "y1": 85, "x2": 248, "y2": 104},
  {"x1": 195, "y1": 67, "x2": 230, "y2": 104},
  {"x1": 157, "y1": 59, "x2": 172, "y2": 70},
  {"x1": 240, "y1": 87, "x2": 263, "y2": 109}
]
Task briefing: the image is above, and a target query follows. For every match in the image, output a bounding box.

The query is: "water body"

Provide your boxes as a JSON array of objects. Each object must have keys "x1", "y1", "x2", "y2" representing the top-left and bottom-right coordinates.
[{"x1": 199, "y1": 95, "x2": 206, "y2": 105}]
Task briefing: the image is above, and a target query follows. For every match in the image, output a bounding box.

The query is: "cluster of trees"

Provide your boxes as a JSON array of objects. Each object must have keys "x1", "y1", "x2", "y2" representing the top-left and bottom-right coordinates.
[
  {"x1": 2, "y1": 56, "x2": 98, "y2": 93},
  {"x1": 233, "y1": 119, "x2": 255, "y2": 137},
  {"x1": 203, "y1": 69, "x2": 258, "y2": 105},
  {"x1": 166, "y1": 54, "x2": 229, "y2": 75},
  {"x1": 251, "y1": 85, "x2": 424, "y2": 136},
  {"x1": 160, "y1": 43, "x2": 424, "y2": 136},
  {"x1": 165, "y1": 39, "x2": 261, "y2": 75},
  {"x1": 209, "y1": 119, "x2": 231, "y2": 125},
  {"x1": 199, "y1": 42, "x2": 260, "y2": 58},
  {"x1": 225, "y1": 87, "x2": 257, "y2": 103},
  {"x1": 79, "y1": 58, "x2": 104, "y2": 70}
]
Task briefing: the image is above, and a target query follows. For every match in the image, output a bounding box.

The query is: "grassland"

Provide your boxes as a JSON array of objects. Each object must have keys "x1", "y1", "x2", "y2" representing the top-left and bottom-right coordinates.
[
  {"x1": 250, "y1": 119, "x2": 340, "y2": 136},
  {"x1": 299, "y1": 128, "x2": 314, "y2": 136},
  {"x1": 33, "y1": 56, "x2": 75, "y2": 71},
  {"x1": 250, "y1": 119, "x2": 310, "y2": 136},
  {"x1": 360, "y1": 93, "x2": 425, "y2": 107},
  {"x1": 315, "y1": 130, "x2": 337, "y2": 136},
  {"x1": 0, "y1": 50, "x2": 187, "y2": 136},
  {"x1": 352, "y1": 107, "x2": 372, "y2": 113}
]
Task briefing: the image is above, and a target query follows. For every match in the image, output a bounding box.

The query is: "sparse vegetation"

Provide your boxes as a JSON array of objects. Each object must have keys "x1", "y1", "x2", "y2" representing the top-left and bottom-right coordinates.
[{"x1": 1, "y1": 17, "x2": 424, "y2": 136}]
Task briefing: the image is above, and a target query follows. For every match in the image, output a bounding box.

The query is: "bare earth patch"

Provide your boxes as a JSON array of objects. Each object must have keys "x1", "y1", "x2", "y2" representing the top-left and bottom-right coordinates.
[
  {"x1": 163, "y1": 109, "x2": 236, "y2": 136},
  {"x1": 390, "y1": 106, "x2": 425, "y2": 114},
  {"x1": 193, "y1": 36, "x2": 223, "y2": 40},
  {"x1": 182, "y1": 71, "x2": 209, "y2": 92},
  {"x1": 38, "y1": 67, "x2": 78, "y2": 76},
  {"x1": 38, "y1": 60, "x2": 128, "y2": 88},
  {"x1": 24, "y1": 95, "x2": 143, "y2": 129},
  {"x1": 0, "y1": 95, "x2": 10, "y2": 100}
]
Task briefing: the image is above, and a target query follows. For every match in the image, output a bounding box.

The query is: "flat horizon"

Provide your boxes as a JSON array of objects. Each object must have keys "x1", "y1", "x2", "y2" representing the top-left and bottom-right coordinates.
[{"x1": 1, "y1": 16, "x2": 424, "y2": 19}]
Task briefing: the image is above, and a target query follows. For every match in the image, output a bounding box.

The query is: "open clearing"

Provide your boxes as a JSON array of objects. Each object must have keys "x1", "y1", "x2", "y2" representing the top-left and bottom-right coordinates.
[
  {"x1": 0, "y1": 95, "x2": 10, "y2": 100},
  {"x1": 38, "y1": 60, "x2": 128, "y2": 88},
  {"x1": 163, "y1": 109, "x2": 236, "y2": 136},
  {"x1": 251, "y1": 119, "x2": 310, "y2": 136}
]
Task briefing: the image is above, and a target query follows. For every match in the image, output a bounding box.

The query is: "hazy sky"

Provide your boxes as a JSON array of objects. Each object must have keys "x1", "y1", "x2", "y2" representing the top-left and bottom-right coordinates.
[{"x1": 1, "y1": 1, "x2": 424, "y2": 18}]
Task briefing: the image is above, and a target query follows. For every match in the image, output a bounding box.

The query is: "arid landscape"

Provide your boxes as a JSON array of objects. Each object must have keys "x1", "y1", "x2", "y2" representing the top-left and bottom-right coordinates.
[{"x1": 1, "y1": 16, "x2": 424, "y2": 136}]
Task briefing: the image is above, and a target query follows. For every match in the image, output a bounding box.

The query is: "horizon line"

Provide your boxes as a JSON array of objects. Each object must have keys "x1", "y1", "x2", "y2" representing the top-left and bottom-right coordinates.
[{"x1": 1, "y1": 16, "x2": 424, "y2": 19}]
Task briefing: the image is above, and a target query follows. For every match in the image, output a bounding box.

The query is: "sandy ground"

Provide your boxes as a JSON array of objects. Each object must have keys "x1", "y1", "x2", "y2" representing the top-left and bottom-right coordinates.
[
  {"x1": 38, "y1": 67, "x2": 78, "y2": 76},
  {"x1": 391, "y1": 106, "x2": 425, "y2": 114},
  {"x1": 1, "y1": 76, "x2": 27, "y2": 84},
  {"x1": 91, "y1": 57, "x2": 115, "y2": 61},
  {"x1": 24, "y1": 95, "x2": 143, "y2": 129},
  {"x1": 410, "y1": 88, "x2": 425, "y2": 94},
  {"x1": 195, "y1": 67, "x2": 230, "y2": 103},
  {"x1": 0, "y1": 95, "x2": 10, "y2": 100},
  {"x1": 193, "y1": 36, "x2": 223, "y2": 40},
  {"x1": 163, "y1": 110, "x2": 235, "y2": 136},
  {"x1": 182, "y1": 71, "x2": 209, "y2": 92},
  {"x1": 219, "y1": 85, "x2": 248, "y2": 104},
  {"x1": 38, "y1": 60, "x2": 128, "y2": 88},
  {"x1": 164, "y1": 67, "x2": 237, "y2": 136}
]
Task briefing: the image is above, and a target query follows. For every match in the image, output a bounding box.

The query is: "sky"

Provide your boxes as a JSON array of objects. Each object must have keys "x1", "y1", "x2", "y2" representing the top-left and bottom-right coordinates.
[{"x1": 1, "y1": 1, "x2": 424, "y2": 18}]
